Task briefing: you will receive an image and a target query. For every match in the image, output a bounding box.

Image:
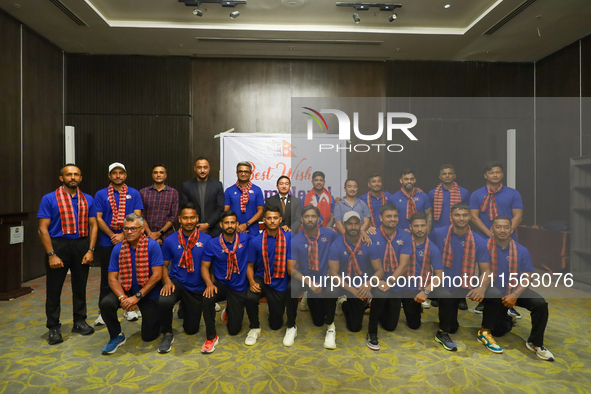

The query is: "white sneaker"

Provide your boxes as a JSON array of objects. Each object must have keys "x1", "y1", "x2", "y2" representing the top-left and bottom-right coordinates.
[
  {"x1": 124, "y1": 310, "x2": 139, "y2": 322},
  {"x1": 300, "y1": 292, "x2": 308, "y2": 311},
  {"x1": 245, "y1": 328, "x2": 261, "y2": 346},
  {"x1": 136, "y1": 309, "x2": 141, "y2": 318},
  {"x1": 324, "y1": 323, "x2": 336, "y2": 349},
  {"x1": 422, "y1": 300, "x2": 431, "y2": 309},
  {"x1": 94, "y1": 314, "x2": 105, "y2": 326},
  {"x1": 335, "y1": 295, "x2": 347, "y2": 316},
  {"x1": 526, "y1": 342, "x2": 555, "y2": 361},
  {"x1": 283, "y1": 326, "x2": 298, "y2": 347},
  {"x1": 215, "y1": 303, "x2": 221, "y2": 312}
]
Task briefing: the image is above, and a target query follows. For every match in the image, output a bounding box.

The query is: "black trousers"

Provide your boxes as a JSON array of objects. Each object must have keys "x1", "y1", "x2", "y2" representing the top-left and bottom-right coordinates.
[
  {"x1": 158, "y1": 278, "x2": 203, "y2": 335},
  {"x1": 324, "y1": 287, "x2": 386, "y2": 333},
  {"x1": 489, "y1": 288, "x2": 549, "y2": 347},
  {"x1": 98, "y1": 245, "x2": 115, "y2": 309},
  {"x1": 287, "y1": 278, "x2": 333, "y2": 327},
  {"x1": 447, "y1": 286, "x2": 503, "y2": 333},
  {"x1": 99, "y1": 292, "x2": 160, "y2": 341},
  {"x1": 45, "y1": 237, "x2": 90, "y2": 329},
  {"x1": 203, "y1": 281, "x2": 247, "y2": 340},
  {"x1": 246, "y1": 276, "x2": 292, "y2": 330}
]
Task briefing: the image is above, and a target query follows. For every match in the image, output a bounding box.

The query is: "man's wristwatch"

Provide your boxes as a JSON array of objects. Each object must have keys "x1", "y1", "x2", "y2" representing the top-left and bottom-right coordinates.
[
  {"x1": 159, "y1": 229, "x2": 165, "y2": 235},
  {"x1": 47, "y1": 251, "x2": 56, "y2": 257},
  {"x1": 89, "y1": 248, "x2": 95, "y2": 252},
  {"x1": 423, "y1": 289, "x2": 430, "y2": 295},
  {"x1": 245, "y1": 222, "x2": 251, "y2": 228},
  {"x1": 135, "y1": 292, "x2": 143, "y2": 299}
]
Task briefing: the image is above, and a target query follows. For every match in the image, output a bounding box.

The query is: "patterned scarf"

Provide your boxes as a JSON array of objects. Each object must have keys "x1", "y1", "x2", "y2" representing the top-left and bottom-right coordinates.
[
  {"x1": 411, "y1": 237, "x2": 432, "y2": 290},
  {"x1": 119, "y1": 234, "x2": 150, "y2": 291},
  {"x1": 220, "y1": 233, "x2": 240, "y2": 280},
  {"x1": 55, "y1": 185, "x2": 88, "y2": 237},
  {"x1": 262, "y1": 230, "x2": 287, "y2": 284},
  {"x1": 343, "y1": 235, "x2": 363, "y2": 277},
  {"x1": 487, "y1": 236, "x2": 519, "y2": 295},
  {"x1": 177, "y1": 229, "x2": 200, "y2": 273},
  {"x1": 480, "y1": 184, "x2": 504, "y2": 221},
  {"x1": 441, "y1": 225, "x2": 476, "y2": 288},
  {"x1": 379, "y1": 225, "x2": 399, "y2": 273},
  {"x1": 366, "y1": 192, "x2": 387, "y2": 228},
  {"x1": 108, "y1": 183, "x2": 128, "y2": 230},
  {"x1": 433, "y1": 182, "x2": 461, "y2": 223},
  {"x1": 236, "y1": 181, "x2": 253, "y2": 213},
  {"x1": 400, "y1": 187, "x2": 423, "y2": 220},
  {"x1": 303, "y1": 229, "x2": 320, "y2": 271}
]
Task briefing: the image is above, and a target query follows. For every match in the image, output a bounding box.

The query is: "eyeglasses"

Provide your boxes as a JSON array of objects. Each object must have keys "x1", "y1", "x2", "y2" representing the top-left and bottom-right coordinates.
[
  {"x1": 237, "y1": 170, "x2": 251, "y2": 174},
  {"x1": 123, "y1": 227, "x2": 141, "y2": 233}
]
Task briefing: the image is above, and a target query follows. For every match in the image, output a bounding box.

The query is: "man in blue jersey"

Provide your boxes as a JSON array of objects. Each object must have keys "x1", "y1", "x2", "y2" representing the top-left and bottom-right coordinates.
[
  {"x1": 245, "y1": 207, "x2": 293, "y2": 346},
  {"x1": 359, "y1": 173, "x2": 392, "y2": 232},
  {"x1": 157, "y1": 203, "x2": 211, "y2": 353},
  {"x1": 100, "y1": 214, "x2": 163, "y2": 355},
  {"x1": 94, "y1": 163, "x2": 144, "y2": 325},
  {"x1": 428, "y1": 165, "x2": 470, "y2": 230},
  {"x1": 224, "y1": 161, "x2": 264, "y2": 236},
  {"x1": 391, "y1": 169, "x2": 432, "y2": 232},
  {"x1": 201, "y1": 211, "x2": 252, "y2": 353},
  {"x1": 288, "y1": 205, "x2": 339, "y2": 348}
]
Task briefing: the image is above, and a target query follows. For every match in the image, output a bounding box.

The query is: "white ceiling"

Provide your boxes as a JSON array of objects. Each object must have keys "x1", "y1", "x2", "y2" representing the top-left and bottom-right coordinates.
[{"x1": 1, "y1": 0, "x2": 591, "y2": 62}]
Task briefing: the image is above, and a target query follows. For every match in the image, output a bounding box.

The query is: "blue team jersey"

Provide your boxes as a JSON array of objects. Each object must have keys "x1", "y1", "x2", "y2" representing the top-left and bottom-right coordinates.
[
  {"x1": 407, "y1": 241, "x2": 444, "y2": 291},
  {"x1": 95, "y1": 186, "x2": 144, "y2": 247},
  {"x1": 108, "y1": 238, "x2": 164, "y2": 299},
  {"x1": 491, "y1": 242, "x2": 534, "y2": 292},
  {"x1": 38, "y1": 191, "x2": 97, "y2": 239},
  {"x1": 249, "y1": 230, "x2": 292, "y2": 292},
  {"x1": 162, "y1": 231, "x2": 212, "y2": 292},
  {"x1": 370, "y1": 229, "x2": 412, "y2": 282},
  {"x1": 428, "y1": 186, "x2": 470, "y2": 229},
  {"x1": 469, "y1": 185, "x2": 523, "y2": 239},
  {"x1": 224, "y1": 184, "x2": 264, "y2": 236},
  {"x1": 358, "y1": 192, "x2": 394, "y2": 229},
  {"x1": 202, "y1": 233, "x2": 252, "y2": 292},
  {"x1": 291, "y1": 227, "x2": 339, "y2": 282},
  {"x1": 390, "y1": 190, "x2": 432, "y2": 231},
  {"x1": 328, "y1": 236, "x2": 381, "y2": 284}
]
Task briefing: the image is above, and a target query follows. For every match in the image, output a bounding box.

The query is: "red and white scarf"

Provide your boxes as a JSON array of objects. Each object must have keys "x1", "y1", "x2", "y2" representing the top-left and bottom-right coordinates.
[
  {"x1": 262, "y1": 230, "x2": 287, "y2": 284},
  {"x1": 433, "y1": 182, "x2": 461, "y2": 223},
  {"x1": 343, "y1": 235, "x2": 363, "y2": 277},
  {"x1": 480, "y1": 184, "x2": 504, "y2": 221},
  {"x1": 119, "y1": 234, "x2": 150, "y2": 291},
  {"x1": 108, "y1": 183, "x2": 128, "y2": 230},
  {"x1": 303, "y1": 229, "x2": 320, "y2": 271},
  {"x1": 411, "y1": 237, "x2": 432, "y2": 290},
  {"x1": 379, "y1": 225, "x2": 399, "y2": 273},
  {"x1": 441, "y1": 225, "x2": 476, "y2": 288},
  {"x1": 220, "y1": 233, "x2": 240, "y2": 280},
  {"x1": 236, "y1": 181, "x2": 252, "y2": 213},
  {"x1": 400, "y1": 187, "x2": 423, "y2": 220},
  {"x1": 366, "y1": 192, "x2": 387, "y2": 228},
  {"x1": 178, "y1": 229, "x2": 200, "y2": 273},
  {"x1": 55, "y1": 185, "x2": 88, "y2": 237},
  {"x1": 304, "y1": 188, "x2": 333, "y2": 227},
  {"x1": 487, "y1": 236, "x2": 519, "y2": 295}
]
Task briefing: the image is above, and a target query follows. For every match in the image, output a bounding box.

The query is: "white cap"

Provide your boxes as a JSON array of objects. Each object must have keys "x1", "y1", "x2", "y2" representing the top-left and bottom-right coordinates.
[
  {"x1": 108, "y1": 162, "x2": 126, "y2": 173},
  {"x1": 343, "y1": 211, "x2": 361, "y2": 223}
]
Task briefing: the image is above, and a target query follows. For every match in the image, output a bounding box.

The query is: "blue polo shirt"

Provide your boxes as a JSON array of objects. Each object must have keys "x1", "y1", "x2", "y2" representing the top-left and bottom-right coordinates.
[
  {"x1": 249, "y1": 230, "x2": 292, "y2": 292},
  {"x1": 328, "y1": 236, "x2": 381, "y2": 284},
  {"x1": 428, "y1": 185, "x2": 470, "y2": 229},
  {"x1": 108, "y1": 238, "x2": 164, "y2": 299},
  {"x1": 469, "y1": 185, "x2": 523, "y2": 239},
  {"x1": 390, "y1": 190, "x2": 431, "y2": 231},
  {"x1": 370, "y1": 229, "x2": 412, "y2": 282},
  {"x1": 291, "y1": 227, "x2": 338, "y2": 283},
  {"x1": 38, "y1": 191, "x2": 97, "y2": 239},
  {"x1": 408, "y1": 241, "x2": 443, "y2": 291},
  {"x1": 95, "y1": 186, "x2": 144, "y2": 247},
  {"x1": 202, "y1": 233, "x2": 252, "y2": 292},
  {"x1": 162, "y1": 231, "x2": 212, "y2": 292},
  {"x1": 334, "y1": 198, "x2": 371, "y2": 223},
  {"x1": 224, "y1": 184, "x2": 264, "y2": 236},
  {"x1": 429, "y1": 226, "x2": 490, "y2": 289},
  {"x1": 358, "y1": 192, "x2": 393, "y2": 229},
  {"x1": 492, "y1": 242, "x2": 534, "y2": 292}
]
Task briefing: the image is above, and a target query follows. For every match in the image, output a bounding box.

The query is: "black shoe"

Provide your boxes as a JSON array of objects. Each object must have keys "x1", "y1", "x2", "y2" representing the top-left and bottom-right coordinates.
[
  {"x1": 458, "y1": 299, "x2": 468, "y2": 311},
  {"x1": 431, "y1": 299, "x2": 439, "y2": 308},
  {"x1": 158, "y1": 333, "x2": 175, "y2": 354},
  {"x1": 48, "y1": 327, "x2": 63, "y2": 345},
  {"x1": 435, "y1": 330, "x2": 457, "y2": 351},
  {"x1": 474, "y1": 302, "x2": 484, "y2": 314},
  {"x1": 72, "y1": 321, "x2": 95, "y2": 336},
  {"x1": 366, "y1": 332, "x2": 380, "y2": 351}
]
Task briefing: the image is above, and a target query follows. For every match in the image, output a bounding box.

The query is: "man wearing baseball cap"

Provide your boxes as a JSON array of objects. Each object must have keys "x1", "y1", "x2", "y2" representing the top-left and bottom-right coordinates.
[{"x1": 94, "y1": 163, "x2": 144, "y2": 325}]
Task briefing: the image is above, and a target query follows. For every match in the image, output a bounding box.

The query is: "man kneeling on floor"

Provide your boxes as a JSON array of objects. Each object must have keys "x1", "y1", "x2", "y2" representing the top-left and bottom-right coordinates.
[{"x1": 100, "y1": 213, "x2": 163, "y2": 354}]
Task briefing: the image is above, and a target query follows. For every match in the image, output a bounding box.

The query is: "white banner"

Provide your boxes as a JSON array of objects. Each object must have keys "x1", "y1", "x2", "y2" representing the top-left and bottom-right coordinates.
[{"x1": 221, "y1": 133, "x2": 346, "y2": 201}]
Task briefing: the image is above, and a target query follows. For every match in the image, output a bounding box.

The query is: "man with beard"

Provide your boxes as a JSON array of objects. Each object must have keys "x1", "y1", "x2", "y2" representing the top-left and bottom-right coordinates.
[
  {"x1": 157, "y1": 203, "x2": 212, "y2": 353},
  {"x1": 224, "y1": 162, "x2": 264, "y2": 236},
  {"x1": 264, "y1": 176, "x2": 302, "y2": 233},
  {"x1": 359, "y1": 173, "x2": 392, "y2": 232},
  {"x1": 302, "y1": 171, "x2": 335, "y2": 228},
  {"x1": 140, "y1": 164, "x2": 179, "y2": 245},
  {"x1": 428, "y1": 165, "x2": 470, "y2": 230},
  {"x1": 391, "y1": 169, "x2": 432, "y2": 233},
  {"x1": 38, "y1": 164, "x2": 98, "y2": 344},
  {"x1": 94, "y1": 163, "x2": 143, "y2": 325},
  {"x1": 288, "y1": 205, "x2": 339, "y2": 348},
  {"x1": 200, "y1": 211, "x2": 252, "y2": 353}
]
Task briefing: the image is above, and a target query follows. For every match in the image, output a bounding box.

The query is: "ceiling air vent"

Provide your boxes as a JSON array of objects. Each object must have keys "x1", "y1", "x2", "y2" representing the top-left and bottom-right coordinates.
[
  {"x1": 196, "y1": 38, "x2": 382, "y2": 46},
  {"x1": 49, "y1": 0, "x2": 88, "y2": 26},
  {"x1": 484, "y1": 0, "x2": 536, "y2": 35}
]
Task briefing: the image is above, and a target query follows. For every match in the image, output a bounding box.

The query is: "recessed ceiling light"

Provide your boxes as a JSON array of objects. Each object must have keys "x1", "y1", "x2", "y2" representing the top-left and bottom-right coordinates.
[{"x1": 444, "y1": 4, "x2": 451, "y2": 9}]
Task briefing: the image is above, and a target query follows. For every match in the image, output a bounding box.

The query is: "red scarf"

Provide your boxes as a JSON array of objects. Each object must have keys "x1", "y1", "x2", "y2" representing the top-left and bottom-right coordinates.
[
  {"x1": 433, "y1": 182, "x2": 461, "y2": 223},
  {"x1": 219, "y1": 233, "x2": 240, "y2": 280},
  {"x1": 55, "y1": 185, "x2": 89, "y2": 237},
  {"x1": 303, "y1": 229, "x2": 320, "y2": 271},
  {"x1": 441, "y1": 225, "x2": 476, "y2": 288},
  {"x1": 487, "y1": 236, "x2": 519, "y2": 295},
  {"x1": 177, "y1": 229, "x2": 200, "y2": 273},
  {"x1": 108, "y1": 183, "x2": 128, "y2": 230},
  {"x1": 400, "y1": 187, "x2": 423, "y2": 220},
  {"x1": 366, "y1": 192, "x2": 387, "y2": 228},
  {"x1": 119, "y1": 234, "x2": 150, "y2": 291},
  {"x1": 411, "y1": 237, "x2": 432, "y2": 290},
  {"x1": 343, "y1": 235, "x2": 363, "y2": 277},
  {"x1": 236, "y1": 181, "x2": 252, "y2": 213},
  {"x1": 480, "y1": 184, "x2": 504, "y2": 221},
  {"x1": 304, "y1": 188, "x2": 333, "y2": 227},
  {"x1": 379, "y1": 225, "x2": 399, "y2": 273},
  {"x1": 262, "y1": 230, "x2": 287, "y2": 284}
]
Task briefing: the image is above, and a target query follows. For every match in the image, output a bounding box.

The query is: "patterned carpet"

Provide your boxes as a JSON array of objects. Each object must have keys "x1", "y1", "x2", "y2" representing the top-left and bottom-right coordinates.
[{"x1": 1, "y1": 268, "x2": 591, "y2": 394}]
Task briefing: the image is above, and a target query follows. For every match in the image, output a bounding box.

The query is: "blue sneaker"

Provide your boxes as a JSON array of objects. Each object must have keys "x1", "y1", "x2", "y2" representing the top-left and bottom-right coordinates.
[
  {"x1": 477, "y1": 330, "x2": 503, "y2": 354},
  {"x1": 102, "y1": 333, "x2": 126, "y2": 355}
]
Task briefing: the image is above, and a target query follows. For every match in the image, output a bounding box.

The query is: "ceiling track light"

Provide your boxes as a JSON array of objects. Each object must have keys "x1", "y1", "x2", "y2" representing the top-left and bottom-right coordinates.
[
  {"x1": 230, "y1": 10, "x2": 240, "y2": 19},
  {"x1": 352, "y1": 12, "x2": 361, "y2": 23},
  {"x1": 336, "y1": 2, "x2": 402, "y2": 11},
  {"x1": 179, "y1": 0, "x2": 247, "y2": 7},
  {"x1": 193, "y1": 8, "x2": 203, "y2": 16},
  {"x1": 388, "y1": 13, "x2": 396, "y2": 22}
]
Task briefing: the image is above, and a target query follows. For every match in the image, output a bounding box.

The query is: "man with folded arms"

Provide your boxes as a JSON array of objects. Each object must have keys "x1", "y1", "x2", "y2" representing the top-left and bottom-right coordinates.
[
  {"x1": 359, "y1": 173, "x2": 392, "y2": 232},
  {"x1": 391, "y1": 168, "x2": 432, "y2": 233},
  {"x1": 428, "y1": 165, "x2": 470, "y2": 230},
  {"x1": 224, "y1": 161, "x2": 264, "y2": 236}
]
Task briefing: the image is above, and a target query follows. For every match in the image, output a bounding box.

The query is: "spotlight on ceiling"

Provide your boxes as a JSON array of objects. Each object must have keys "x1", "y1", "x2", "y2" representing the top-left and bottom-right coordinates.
[
  {"x1": 193, "y1": 8, "x2": 203, "y2": 16},
  {"x1": 352, "y1": 12, "x2": 361, "y2": 24},
  {"x1": 444, "y1": 4, "x2": 451, "y2": 8},
  {"x1": 388, "y1": 13, "x2": 397, "y2": 22},
  {"x1": 230, "y1": 10, "x2": 240, "y2": 19}
]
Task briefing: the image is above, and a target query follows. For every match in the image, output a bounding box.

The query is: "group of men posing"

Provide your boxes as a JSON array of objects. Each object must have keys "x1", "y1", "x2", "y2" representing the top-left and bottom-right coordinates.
[{"x1": 38, "y1": 158, "x2": 553, "y2": 361}]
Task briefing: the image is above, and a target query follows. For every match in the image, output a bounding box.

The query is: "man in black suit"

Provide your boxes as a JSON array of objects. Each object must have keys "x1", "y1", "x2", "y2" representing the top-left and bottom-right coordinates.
[
  {"x1": 264, "y1": 176, "x2": 302, "y2": 234},
  {"x1": 180, "y1": 157, "x2": 225, "y2": 238}
]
